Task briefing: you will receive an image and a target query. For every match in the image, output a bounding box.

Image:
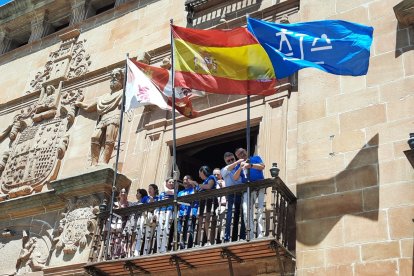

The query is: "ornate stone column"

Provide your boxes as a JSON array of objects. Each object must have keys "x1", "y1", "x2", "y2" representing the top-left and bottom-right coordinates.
[
  {"x1": 0, "y1": 28, "x2": 13, "y2": 54},
  {"x1": 69, "y1": 0, "x2": 95, "y2": 25},
  {"x1": 29, "y1": 10, "x2": 53, "y2": 43}
]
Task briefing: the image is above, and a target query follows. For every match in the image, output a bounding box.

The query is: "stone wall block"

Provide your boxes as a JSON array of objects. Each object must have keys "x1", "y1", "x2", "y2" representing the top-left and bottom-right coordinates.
[
  {"x1": 325, "y1": 245, "x2": 360, "y2": 266},
  {"x1": 355, "y1": 260, "x2": 398, "y2": 275},
  {"x1": 298, "y1": 116, "x2": 339, "y2": 144},
  {"x1": 343, "y1": 210, "x2": 388, "y2": 244},
  {"x1": 340, "y1": 104, "x2": 386, "y2": 132},
  {"x1": 297, "y1": 190, "x2": 364, "y2": 221},
  {"x1": 367, "y1": 52, "x2": 404, "y2": 86},
  {"x1": 379, "y1": 76, "x2": 414, "y2": 103},
  {"x1": 361, "y1": 241, "x2": 400, "y2": 261},
  {"x1": 300, "y1": 249, "x2": 325, "y2": 268},
  {"x1": 297, "y1": 264, "x2": 353, "y2": 276},
  {"x1": 399, "y1": 258, "x2": 413, "y2": 276},
  {"x1": 400, "y1": 238, "x2": 413, "y2": 258},
  {"x1": 297, "y1": 216, "x2": 344, "y2": 250},
  {"x1": 327, "y1": 87, "x2": 379, "y2": 115},
  {"x1": 335, "y1": 164, "x2": 378, "y2": 192},
  {"x1": 388, "y1": 206, "x2": 414, "y2": 239},
  {"x1": 332, "y1": 129, "x2": 366, "y2": 153},
  {"x1": 297, "y1": 99, "x2": 326, "y2": 123}
]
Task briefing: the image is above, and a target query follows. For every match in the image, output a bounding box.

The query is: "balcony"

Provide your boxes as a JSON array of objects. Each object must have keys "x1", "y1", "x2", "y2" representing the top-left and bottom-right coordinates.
[{"x1": 85, "y1": 177, "x2": 296, "y2": 275}]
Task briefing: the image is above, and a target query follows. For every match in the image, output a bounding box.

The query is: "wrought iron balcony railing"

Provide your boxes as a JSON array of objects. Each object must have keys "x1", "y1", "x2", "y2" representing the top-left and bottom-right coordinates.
[{"x1": 88, "y1": 177, "x2": 296, "y2": 265}]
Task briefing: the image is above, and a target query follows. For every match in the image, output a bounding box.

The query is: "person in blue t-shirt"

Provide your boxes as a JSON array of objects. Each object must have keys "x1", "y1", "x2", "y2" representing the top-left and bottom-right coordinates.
[
  {"x1": 233, "y1": 147, "x2": 266, "y2": 240},
  {"x1": 156, "y1": 178, "x2": 174, "y2": 253},
  {"x1": 194, "y1": 165, "x2": 218, "y2": 246},
  {"x1": 135, "y1": 188, "x2": 149, "y2": 204},
  {"x1": 177, "y1": 175, "x2": 198, "y2": 249}
]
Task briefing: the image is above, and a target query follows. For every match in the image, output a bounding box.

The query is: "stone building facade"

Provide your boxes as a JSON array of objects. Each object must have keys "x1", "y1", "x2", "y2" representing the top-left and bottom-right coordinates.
[{"x1": 0, "y1": 0, "x2": 412, "y2": 275}]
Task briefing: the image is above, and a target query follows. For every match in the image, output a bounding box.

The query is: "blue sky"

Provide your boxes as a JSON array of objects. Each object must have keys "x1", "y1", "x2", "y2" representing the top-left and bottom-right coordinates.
[{"x1": 0, "y1": 0, "x2": 13, "y2": 7}]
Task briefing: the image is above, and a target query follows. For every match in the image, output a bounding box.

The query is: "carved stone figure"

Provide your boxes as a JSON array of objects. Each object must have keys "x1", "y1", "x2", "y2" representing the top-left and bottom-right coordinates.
[
  {"x1": 54, "y1": 196, "x2": 99, "y2": 255},
  {"x1": 33, "y1": 84, "x2": 60, "y2": 122},
  {"x1": 15, "y1": 231, "x2": 48, "y2": 274},
  {"x1": 0, "y1": 85, "x2": 84, "y2": 200},
  {"x1": 75, "y1": 68, "x2": 124, "y2": 166}
]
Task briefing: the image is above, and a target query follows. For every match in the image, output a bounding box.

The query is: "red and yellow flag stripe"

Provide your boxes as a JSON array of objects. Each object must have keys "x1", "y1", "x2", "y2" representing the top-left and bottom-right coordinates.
[{"x1": 172, "y1": 25, "x2": 277, "y2": 95}]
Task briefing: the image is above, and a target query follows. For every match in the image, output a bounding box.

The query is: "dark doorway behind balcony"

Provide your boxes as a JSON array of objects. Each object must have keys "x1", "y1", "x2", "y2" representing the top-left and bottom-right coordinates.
[{"x1": 176, "y1": 126, "x2": 259, "y2": 182}]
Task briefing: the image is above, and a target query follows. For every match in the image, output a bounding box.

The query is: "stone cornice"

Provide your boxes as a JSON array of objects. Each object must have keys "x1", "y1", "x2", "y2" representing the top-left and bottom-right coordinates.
[{"x1": 0, "y1": 166, "x2": 131, "y2": 220}]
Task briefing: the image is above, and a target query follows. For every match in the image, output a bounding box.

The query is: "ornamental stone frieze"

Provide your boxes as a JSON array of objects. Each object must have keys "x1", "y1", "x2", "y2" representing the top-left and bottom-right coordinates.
[
  {"x1": 25, "y1": 29, "x2": 91, "y2": 95},
  {"x1": 0, "y1": 83, "x2": 84, "y2": 201}
]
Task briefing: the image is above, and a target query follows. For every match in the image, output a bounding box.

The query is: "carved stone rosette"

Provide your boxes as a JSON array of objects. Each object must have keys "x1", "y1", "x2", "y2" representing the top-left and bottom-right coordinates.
[
  {"x1": 0, "y1": 84, "x2": 84, "y2": 200},
  {"x1": 25, "y1": 30, "x2": 91, "y2": 94},
  {"x1": 54, "y1": 196, "x2": 100, "y2": 255}
]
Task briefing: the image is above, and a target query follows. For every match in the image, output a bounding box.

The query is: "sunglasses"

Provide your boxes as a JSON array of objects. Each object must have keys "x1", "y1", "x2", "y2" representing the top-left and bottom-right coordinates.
[{"x1": 225, "y1": 158, "x2": 235, "y2": 163}]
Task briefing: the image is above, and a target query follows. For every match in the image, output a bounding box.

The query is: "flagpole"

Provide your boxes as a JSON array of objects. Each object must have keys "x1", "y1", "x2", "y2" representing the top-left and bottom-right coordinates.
[
  {"x1": 246, "y1": 94, "x2": 251, "y2": 242},
  {"x1": 170, "y1": 18, "x2": 178, "y2": 252},
  {"x1": 105, "y1": 53, "x2": 129, "y2": 259}
]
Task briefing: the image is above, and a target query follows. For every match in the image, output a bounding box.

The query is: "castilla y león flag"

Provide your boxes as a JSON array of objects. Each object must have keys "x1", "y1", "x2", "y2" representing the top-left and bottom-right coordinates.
[
  {"x1": 172, "y1": 25, "x2": 277, "y2": 95},
  {"x1": 125, "y1": 58, "x2": 198, "y2": 118}
]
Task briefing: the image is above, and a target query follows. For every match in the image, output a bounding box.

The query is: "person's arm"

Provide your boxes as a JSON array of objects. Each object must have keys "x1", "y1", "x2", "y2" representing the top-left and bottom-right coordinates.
[
  {"x1": 242, "y1": 162, "x2": 265, "y2": 171},
  {"x1": 75, "y1": 100, "x2": 97, "y2": 112},
  {"x1": 199, "y1": 178, "x2": 215, "y2": 190},
  {"x1": 232, "y1": 165, "x2": 243, "y2": 181}
]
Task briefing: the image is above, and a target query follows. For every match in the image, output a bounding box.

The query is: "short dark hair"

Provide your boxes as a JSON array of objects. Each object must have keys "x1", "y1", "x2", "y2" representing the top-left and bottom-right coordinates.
[
  {"x1": 136, "y1": 188, "x2": 148, "y2": 198},
  {"x1": 223, "y1": 152, "x2": 234, "y2": 159},
  {"x1": 183, "y1": 175, "x2": 192, "y2": 180},
  {"x1": 148, "y1": 184, "x2": 159, "y2": 196},
  {"x1": 199, "y1": 165, "x2": 211, "y2": 177}
]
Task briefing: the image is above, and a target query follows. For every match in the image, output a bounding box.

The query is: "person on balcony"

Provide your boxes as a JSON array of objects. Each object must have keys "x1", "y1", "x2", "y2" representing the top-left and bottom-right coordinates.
[
  {"x1": 196, "y1": 165, "x2": 218, "y2": 245},
  {"x1": 156, "y1": 178, "x2": 174, "y2": 253},
  {"x1": 233, "y1": 148, "x2": 265, "y2": 240},
  {"x1": 177, "y1": 175, "x2": 198, "y2": 249},
  {"x1": 213, "y1": 168, "x2": 227, "y2": 243},
  {"x1": 138, "y1": 184, "x2": 159, "y2": 255},
  {"x1": 124, "y1": 188, "x2": 148, "y2": 257},
  {"x1": 136, "y1": 189, "x2": 149, "y2": 204},
  {"x1": 221, "y1": 152, "x2": 246, "y2": 242}
]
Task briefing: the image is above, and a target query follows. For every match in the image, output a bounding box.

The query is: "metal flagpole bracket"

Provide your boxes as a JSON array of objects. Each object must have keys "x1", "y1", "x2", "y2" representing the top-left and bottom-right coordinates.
[
  {"x1": 123, "y1": 261, "x2": 150, "y2": 275},
  {"x1": 170, "y1": 255, "x2": 194, "y2": 276},
  {"x1": 221, "y1": 248, "x2": 243, "y2": 276},
  {"x1": 269, "y1": 240, "x2": 285, "y2": 276},
  {"x1": 85, "y1": 266, "x2": 108, "y2": 276}
]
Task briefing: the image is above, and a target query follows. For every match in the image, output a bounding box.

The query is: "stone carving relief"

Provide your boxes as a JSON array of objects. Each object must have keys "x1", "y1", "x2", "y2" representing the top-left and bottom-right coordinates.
[
  {"x1": 0, "y1": 83, "x2": 84, "y2": 201},
  {"x1": 75, "y1": 68, "x2": 124, "y2": 166},
  {"x1": 25, "y1": 30, "x2": 91, "y2": 94},
  {"x1": 53, "y1": 196, "x2": 100, "y2": 255},
  {"x1": 16, "y1": 230, "x2": 49, "y2": 275},
  {"x1": 67, "y1": 39, "x2": 91, "y2": 79}
]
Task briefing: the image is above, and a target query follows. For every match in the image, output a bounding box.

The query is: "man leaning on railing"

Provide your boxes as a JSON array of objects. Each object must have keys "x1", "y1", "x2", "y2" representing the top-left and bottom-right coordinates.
[{"x1": 233, "y1": 148, "x2": 265, "y2": 240}]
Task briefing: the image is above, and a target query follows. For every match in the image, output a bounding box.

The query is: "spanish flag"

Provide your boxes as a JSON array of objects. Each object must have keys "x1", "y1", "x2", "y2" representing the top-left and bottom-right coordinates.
[{"x1": 172, "y1": 25, "x2": 277, "y2": 95}]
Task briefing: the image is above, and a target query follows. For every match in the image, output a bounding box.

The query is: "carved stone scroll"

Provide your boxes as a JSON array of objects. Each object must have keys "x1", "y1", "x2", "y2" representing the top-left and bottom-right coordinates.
[{"x1": 25, "y1": 30, "x2": 91, "y2": 94}]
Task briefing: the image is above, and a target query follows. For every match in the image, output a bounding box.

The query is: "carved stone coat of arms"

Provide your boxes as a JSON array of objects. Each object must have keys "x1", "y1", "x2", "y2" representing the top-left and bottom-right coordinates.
[{"x1": 0, "y1": 84, "x2": 84, "y2": 200}]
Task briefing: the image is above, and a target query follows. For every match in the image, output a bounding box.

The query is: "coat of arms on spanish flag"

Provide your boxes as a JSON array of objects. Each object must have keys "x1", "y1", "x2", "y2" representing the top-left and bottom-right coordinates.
[{"x1": 172, "y1": 25, "x2": 277, "y2": 95}]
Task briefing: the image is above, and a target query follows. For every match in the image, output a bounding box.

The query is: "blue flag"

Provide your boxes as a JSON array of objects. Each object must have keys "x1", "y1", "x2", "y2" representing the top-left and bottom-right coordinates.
[{"x1": 247, "y1": 18, "x2": 373, "y2": 79}]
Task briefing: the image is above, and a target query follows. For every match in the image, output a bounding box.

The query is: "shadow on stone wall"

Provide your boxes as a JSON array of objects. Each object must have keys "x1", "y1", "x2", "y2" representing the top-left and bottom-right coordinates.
[
  {"x1": 395, "y1": 23, "x2": 413, "y2": 57},
  {"x1": 296, "y1": 134, "x2": 379, "y2": 246}
]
